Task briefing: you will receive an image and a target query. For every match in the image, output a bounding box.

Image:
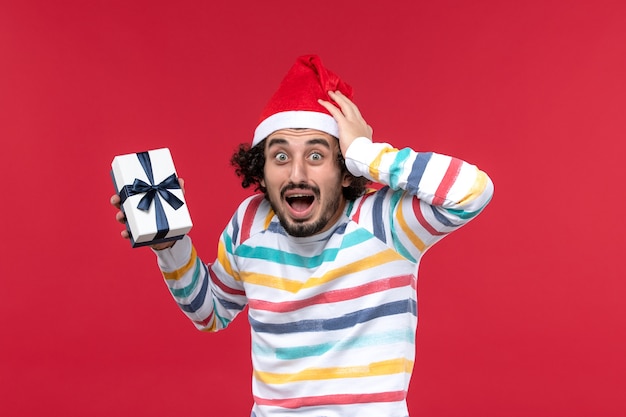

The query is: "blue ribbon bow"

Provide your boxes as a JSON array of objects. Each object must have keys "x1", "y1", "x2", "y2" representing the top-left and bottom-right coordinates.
[{"x1": 119, "y1": 151, "x2": 184, "y2": 240}]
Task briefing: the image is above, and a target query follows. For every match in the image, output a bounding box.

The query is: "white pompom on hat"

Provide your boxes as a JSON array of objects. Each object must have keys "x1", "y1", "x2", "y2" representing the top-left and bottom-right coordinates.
[{"x1": 252, "y1": 55, "x2": 354, "y2": 147}]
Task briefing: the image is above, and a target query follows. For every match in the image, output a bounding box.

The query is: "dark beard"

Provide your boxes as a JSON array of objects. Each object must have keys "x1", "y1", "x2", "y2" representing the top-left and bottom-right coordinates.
[
  {"x1": 278, "y1": 206, "x2": 337, "y2": 237},
  {"x1": 271, "y1": 183, "x2": 342, "y2": 237}
]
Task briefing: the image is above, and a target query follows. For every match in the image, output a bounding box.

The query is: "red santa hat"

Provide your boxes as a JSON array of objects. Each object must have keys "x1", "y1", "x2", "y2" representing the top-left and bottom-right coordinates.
[{"x1": 252, "y1": 55, "x2": 353, "y2": 147}]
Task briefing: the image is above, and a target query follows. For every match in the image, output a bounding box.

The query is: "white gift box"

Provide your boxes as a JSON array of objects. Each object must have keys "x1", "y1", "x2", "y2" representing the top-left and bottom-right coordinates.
[{"x1": 111, "y1": 148, "x2": 192, "y2": 247}]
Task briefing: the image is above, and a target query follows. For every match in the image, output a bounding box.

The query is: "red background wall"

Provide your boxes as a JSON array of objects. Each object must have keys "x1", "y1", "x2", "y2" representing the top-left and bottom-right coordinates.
[{"x1": 1, "y1": 1, "x2": 625, "y2": 416}]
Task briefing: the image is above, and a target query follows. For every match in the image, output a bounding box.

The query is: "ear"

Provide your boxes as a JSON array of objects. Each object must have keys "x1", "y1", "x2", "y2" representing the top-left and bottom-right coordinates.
[
  {"x1": 341, "y1": 172, "x2": 353, "y2": 188},
  {"x1": 260, "y1": 177, "x2": 266, "y2": 188}
]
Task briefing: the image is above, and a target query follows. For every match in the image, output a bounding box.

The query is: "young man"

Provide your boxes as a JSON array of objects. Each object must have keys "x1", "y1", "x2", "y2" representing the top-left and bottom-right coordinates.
[{"x1": 111, "y1": 55, "x2": 494, "y2": 417}]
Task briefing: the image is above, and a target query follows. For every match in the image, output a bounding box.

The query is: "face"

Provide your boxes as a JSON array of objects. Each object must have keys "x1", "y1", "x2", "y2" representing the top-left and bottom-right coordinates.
[{"x1": 261, "y1": 129, "x2": 352, "y2": 237}]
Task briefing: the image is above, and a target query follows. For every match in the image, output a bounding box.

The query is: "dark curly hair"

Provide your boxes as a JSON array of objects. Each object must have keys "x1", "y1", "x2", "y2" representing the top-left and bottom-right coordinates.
[{"x1": 230, "y1": 138, "x2": 370, "y2": 201}]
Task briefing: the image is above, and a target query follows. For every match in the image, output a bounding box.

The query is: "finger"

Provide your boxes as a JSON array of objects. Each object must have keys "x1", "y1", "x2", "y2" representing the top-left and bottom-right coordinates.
[
  {"x1": 115, "y1": 210, "x2": 126, "y2": 224},
  {"x1": 179, "y1": 177, "x2": 186, "y2": 194},
  {"x1": 121, "y1": 229, "x2": 130, "y2": 239},
  {"x1": 317, "y1": 98, "x2": 345, "y2": 121},
  {"x1": 328, "y1": 91, "x2": 363, "y2": 120},
  {"x1": 110, "y1": 194, "x2": 121, "y2": 209}
]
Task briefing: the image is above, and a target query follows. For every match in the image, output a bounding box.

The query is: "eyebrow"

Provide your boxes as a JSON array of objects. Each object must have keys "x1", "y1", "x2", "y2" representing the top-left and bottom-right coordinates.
[{"x1": 266, "y1": 137, "x2": 332, "y2": 150}]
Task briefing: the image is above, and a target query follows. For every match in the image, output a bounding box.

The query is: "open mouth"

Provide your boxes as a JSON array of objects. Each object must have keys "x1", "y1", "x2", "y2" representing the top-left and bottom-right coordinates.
[{"x1": 286, "y1": 194, "x2": 315, "y2": 213}]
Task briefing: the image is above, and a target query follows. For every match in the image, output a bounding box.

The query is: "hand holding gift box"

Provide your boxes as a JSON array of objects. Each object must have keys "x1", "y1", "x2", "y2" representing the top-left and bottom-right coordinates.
[{"x1": 111, "y1": 148, "x2": 193, "y2": 248}]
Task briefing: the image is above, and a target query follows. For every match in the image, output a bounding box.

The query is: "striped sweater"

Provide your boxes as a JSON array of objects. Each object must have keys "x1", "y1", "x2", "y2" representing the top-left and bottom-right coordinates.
[{"x1": 155, "y1": 137, "x2": 494, "y2": 417}]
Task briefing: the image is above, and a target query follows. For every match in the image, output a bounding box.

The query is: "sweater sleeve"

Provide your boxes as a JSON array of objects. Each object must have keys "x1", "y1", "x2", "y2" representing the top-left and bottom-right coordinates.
[
  {"x1": 153, "y1": 199, "x2": 252, "y2": 332},
  {"x1": 345, "y1": 137, "x2": 494, "y2": 258}
]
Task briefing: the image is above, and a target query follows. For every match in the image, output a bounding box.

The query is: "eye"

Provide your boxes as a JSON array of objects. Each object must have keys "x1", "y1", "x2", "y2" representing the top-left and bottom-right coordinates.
[
  {"x1": 274, "y1": 152, "x2": 288, "y2": 162},
  {"x1": 309, "y1": 152, "x2": 323, "y2": 162}
]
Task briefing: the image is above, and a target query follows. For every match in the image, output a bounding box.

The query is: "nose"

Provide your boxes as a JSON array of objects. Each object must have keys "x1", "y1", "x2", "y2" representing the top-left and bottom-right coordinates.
[{"x1": 289, "y1": 157, "x2": 308, "y2": 184}]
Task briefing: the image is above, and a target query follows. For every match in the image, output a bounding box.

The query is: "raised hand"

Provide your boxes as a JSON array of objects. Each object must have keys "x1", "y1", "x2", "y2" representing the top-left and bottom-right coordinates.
[{"x1": 318, "y1": 90, "x2": 373, "y2": 157}]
